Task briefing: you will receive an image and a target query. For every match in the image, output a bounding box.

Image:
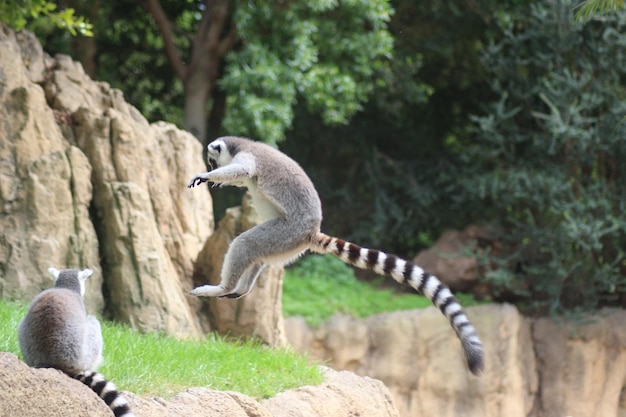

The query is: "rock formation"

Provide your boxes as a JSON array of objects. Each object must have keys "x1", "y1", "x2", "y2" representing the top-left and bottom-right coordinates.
[
  {"x1": 0, "y1": 352, "x2": 400, "y2": 417},
  {"x1": 0, "y1": 27, "x2": 104, "y2": 314},
  {"x1": 412, "y1": 225, "x2": 498, "y2": 297},
  {"x1": 532, "y1": 309, "x2": 626, "y2": 417},
  {"x1": 286, "y1": 304, "x2": 626, "y2": 417},
  {"x1": 287, "y1": 304, "x2": 537, "y2": 417},
  {"x1": 262, "y1": 368, "x2": 399, "y2": 417},
  {"x1": 0, "y1": 353, "x2": 112, "y2": 417},
  {"x1": 0, "y1": 24, "x2": 212, "y2": 336}
]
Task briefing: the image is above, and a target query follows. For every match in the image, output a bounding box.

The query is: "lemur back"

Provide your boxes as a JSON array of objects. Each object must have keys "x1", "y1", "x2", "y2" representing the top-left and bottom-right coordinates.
[
  {"x1": 18, "y1": 268, "x2": 134, "y2": 417},
  {"x1": 188, "y1": 136, "x2": 485, "y2": 376}
]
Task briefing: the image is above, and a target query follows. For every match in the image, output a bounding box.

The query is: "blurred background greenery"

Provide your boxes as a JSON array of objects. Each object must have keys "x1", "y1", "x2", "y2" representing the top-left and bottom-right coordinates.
[{"x1": 3, "y1": 0, "x2": 626, "y2": 316}]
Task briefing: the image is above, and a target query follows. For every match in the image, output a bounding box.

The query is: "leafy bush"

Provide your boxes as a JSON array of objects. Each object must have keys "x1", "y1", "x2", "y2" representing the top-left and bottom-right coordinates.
[{"x1": 456, "y1": 0, "x2": 626, "y2": 313}]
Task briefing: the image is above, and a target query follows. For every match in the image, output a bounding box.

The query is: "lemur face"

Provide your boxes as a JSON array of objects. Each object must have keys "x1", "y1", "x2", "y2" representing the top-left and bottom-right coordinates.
[{"x1": 207, "y1": 139, "x2": 233, "y2": 169}]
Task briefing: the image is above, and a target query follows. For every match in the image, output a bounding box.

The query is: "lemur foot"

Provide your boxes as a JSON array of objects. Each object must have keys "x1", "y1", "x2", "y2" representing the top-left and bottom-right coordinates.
[
  {"x1": 189, "y1": 285, "x2": 229, "y2": 297},
  {"x1": 220, "y1": 293, "x2": 242, "y2": 299}
]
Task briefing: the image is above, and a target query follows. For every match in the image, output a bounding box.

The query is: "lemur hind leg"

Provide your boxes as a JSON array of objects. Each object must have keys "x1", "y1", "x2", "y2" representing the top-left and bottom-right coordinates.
[
  {"x1": 221, "y1": 262, "x2": 265, "y2": 299},
  {"x1": 190, "y1": 231, "x2": 262, "y2": 297},
  {"x1": 190, "y1": 218, "x2": 310, "y2": 298}
]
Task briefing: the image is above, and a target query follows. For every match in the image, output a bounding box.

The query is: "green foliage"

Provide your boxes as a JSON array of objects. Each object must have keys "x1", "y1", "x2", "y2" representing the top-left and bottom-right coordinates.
[
  {"x1": 0, "y1": 299, "x2": 322, "y2": 399},
  {"x1": 457, "y1": 0, "x2": 626, "y2": 313},
  {"x1": 222, "y1": 0, "x2": 393, "y2": 145},
  {"x1": 575, "y1": 0, "x2": 625, "y2": 22},
  {"x1": 0, "y1": 0, "x2": 93, "y2": 36},
  {"x1": 282, "y1": 255, "x2": 480, "y2": 326},
  {"x1": 281, "y1": 0, "x2": 513, "y2": 255},
  {"x1": 35, "y1": 0, "x2": 393, "y2": 145},
  {"x1": 95, "y1": 1, "x2": 186, "y2": 126}
]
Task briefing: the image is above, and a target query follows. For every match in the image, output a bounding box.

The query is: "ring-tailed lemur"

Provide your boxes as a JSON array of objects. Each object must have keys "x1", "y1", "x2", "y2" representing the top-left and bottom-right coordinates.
[
  {"x1": 18, "y1": 268, "x2": 135, "y2": 417},
  {"x1": 188, "y1": 136, "x2": 484, "y2": 375}
]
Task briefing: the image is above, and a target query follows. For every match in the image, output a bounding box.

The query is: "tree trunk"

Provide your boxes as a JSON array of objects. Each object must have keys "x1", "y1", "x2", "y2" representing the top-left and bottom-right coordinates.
[
  {"x1": 206, "y1": 83, "x2": 227, "y2": 144},
  {"x1": 183, "y1": 75, "x2": 212, "y2": 144},
  {"x1": 144, "y1": 0, "x2": 237, "y2": 145}
]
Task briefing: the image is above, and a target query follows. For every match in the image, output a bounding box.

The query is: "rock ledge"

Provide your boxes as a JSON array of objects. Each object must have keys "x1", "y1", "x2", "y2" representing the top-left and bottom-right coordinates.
[{"x1": 0, "y1": 352, "x2": 399, "y2": 417}]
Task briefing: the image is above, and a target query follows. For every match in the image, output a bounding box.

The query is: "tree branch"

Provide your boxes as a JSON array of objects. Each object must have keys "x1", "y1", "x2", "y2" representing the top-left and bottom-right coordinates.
[
  {"x1": 205, "y1": 0, "x2": 230, "y2": 54},
  {"x1": 199, "y1": 0, "x2": 237, "y2": 56},
  {"x1": 218, "y1": 22, "x2": 238, "y2": 58},
  {"x1": 142, "y1": 0, "x2": 188, "y2": 80},
  {"x1": 188, "y1": 0, "x2": 214, "y2": 69},
  {"x1": 188, "y1": 0, "x2": 237, "y2": 78}
]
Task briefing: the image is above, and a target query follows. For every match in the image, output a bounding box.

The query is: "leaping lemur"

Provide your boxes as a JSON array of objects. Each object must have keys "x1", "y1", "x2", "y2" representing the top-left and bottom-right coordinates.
[
  {"x1": 18, "y1": 268, "x2": 135, "y2": 417},
  {"x1": 188, "y1": 136, "x2": 484, "y2": 375}
]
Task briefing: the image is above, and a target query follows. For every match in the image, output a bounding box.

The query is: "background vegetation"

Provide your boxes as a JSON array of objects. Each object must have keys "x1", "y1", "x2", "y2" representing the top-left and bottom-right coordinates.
[{"x1": 2, "y1": 0, "x2": 626, "y2": 316}]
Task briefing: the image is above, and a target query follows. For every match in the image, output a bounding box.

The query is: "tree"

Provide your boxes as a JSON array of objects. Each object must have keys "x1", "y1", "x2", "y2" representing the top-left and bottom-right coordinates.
[
  {"x1": 142, "y1": 0, "x2": 236, "y2": 142},
  {"x1": 456, "y1": 0, "x2": 626, "y2": 312},
  {"x1": 138, "y1": 0, "x2": 393, "y2": 146}
]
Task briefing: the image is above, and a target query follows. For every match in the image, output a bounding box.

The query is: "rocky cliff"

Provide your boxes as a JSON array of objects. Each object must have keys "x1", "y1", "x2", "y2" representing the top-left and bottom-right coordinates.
[
  {"x1": 0, "y1": 22, "x2": 288, "y2": 343},
  {"x1": 1, "y1": 24, "x2": 214, "y2": 337},
  {"x1": 286, "y1": 304, "x2": 626, "y2": 417}
]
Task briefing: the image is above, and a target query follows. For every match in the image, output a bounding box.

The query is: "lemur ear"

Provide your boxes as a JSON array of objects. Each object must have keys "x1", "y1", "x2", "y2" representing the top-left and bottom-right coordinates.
[
  {"x1": 76, "y1": 269, "x2": 93, "y2": 297},
  {"x1": 48, "y1": 267, "x2": 60, "y2": 281},
  {"x1": 78, "y1": 269, "x2": 93, "y2": 282}
]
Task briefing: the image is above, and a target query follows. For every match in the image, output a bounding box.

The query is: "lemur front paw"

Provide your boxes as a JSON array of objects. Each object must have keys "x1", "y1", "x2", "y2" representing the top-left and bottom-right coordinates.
[{"x1": 187, "y1": 175, "x2": 209, "y2": 188}]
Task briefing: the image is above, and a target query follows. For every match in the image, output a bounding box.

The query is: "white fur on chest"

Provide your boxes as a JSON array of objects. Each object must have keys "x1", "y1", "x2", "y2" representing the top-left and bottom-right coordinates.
[{"x1": 244, "y1": 178, "x2": 282, "y2": 221}]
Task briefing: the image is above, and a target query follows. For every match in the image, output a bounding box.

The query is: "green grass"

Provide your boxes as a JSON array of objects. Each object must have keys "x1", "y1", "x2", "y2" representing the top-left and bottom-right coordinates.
[
  {"x1": 0, "y1": 299, "x2": 322, "y2": 399},
  {"x1": 282, "y1": 254, "x2": 481, "y2": 326},
  {"x1": 0, "y1": 299, "x2": 27, "y2": 354}
]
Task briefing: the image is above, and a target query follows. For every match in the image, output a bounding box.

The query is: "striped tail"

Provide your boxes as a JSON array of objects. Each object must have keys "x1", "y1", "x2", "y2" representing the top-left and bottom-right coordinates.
[
  {"x1": 74, "y1": 371, "x2": 135, "y2": 417},
  {"x1": 311, "y1": 232, "x2": 484, "y2": 376}
]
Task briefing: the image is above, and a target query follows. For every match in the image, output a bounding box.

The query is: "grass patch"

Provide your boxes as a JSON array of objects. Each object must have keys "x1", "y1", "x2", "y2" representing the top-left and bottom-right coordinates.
[
  {"x1": 0, "y1": 299, "x2": 322, "y2": 399},
  {"x1": 98, "y1": 323, "x2": 321, "y2": 398},
  {"x1": 283, "y1": 254, "x2": 481, "y2": 326},
  {"x1": 0, "y1": 299, "x2": 27, "y2": 354}
]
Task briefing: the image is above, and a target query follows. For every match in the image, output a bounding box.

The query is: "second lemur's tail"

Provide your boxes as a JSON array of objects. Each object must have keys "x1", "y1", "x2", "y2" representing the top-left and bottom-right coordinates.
[
  {"x1": 74, "y1": 371, "x2": 135, "y2": 417},
  {"x1": 311, "y1": 232, "x2": 484, "y2": 376}
]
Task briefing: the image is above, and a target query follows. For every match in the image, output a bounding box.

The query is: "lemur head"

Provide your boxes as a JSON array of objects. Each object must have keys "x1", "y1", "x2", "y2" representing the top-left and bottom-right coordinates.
[
  {"x1": 49, "y1": 267, "x2": 93, "y2": 296},
  {"x1": 207, "y1": 137, "x2": 240, "y2": 169}
]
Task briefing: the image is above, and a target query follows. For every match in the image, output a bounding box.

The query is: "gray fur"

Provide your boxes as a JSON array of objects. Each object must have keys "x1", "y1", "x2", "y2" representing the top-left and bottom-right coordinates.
[
  {"x1": 188, "y1": 136, "x2": 484, "y2": 375},
  {"x1": 18, "y1": 268, "x2": 134, "y2": 417},
  {"x1": 188, "y1": 137, "x2": 322, "y2": 298}
]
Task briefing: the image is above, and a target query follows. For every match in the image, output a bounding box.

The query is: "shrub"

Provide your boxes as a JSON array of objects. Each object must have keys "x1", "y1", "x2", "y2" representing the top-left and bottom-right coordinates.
[{"x1": 457, "y1": 0, "x2": 626, "y2": 313}]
